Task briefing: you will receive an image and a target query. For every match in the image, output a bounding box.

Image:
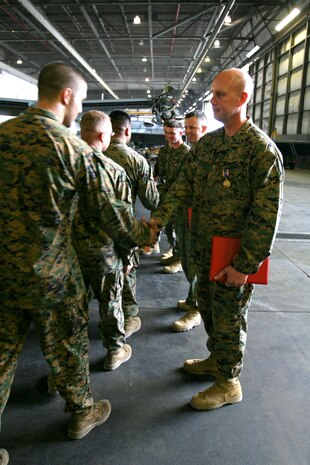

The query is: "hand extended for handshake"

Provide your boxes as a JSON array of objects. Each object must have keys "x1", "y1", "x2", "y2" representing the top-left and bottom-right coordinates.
[{"x1": 141, "y1": 217, "x2": 162, "y2": 246}]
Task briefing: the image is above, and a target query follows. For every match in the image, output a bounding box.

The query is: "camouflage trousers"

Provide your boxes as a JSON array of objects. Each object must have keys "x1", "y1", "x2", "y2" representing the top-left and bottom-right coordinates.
[
  {"x1": 176, "y1": 218, "x2": 197, "y2": 307},
  {"x1": 164, "y1": 220, "x2": 180, "y2": 258},
  {"x1": 82, "y1": 266, "x2": 126, "y2": 352},
  {"x1": 197, "y1": 268, "x2": 254, "y2": 379},
  {"x1": 122, "y1": 267, "x2": 139, "y2": 318},
  {"x1": 0, "y1": 301, "x2": 93, "y2": 417}
]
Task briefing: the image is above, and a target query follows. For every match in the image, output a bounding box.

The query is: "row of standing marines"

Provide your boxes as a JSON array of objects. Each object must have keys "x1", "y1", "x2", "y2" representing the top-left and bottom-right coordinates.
[{"x1": 0, "y1": 61, "x2": 284, "y2": 464}]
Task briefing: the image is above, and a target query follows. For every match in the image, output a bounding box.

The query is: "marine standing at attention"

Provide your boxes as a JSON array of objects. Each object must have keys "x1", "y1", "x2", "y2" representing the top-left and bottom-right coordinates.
[{"x1": 152, "y1": 67, "x2": 284, "y2": 410}]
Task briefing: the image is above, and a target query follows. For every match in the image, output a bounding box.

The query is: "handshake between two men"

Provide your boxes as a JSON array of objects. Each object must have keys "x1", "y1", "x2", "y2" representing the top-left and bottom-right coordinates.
[{"x1": 141, "y1": 217, "x2": 163, "y2": 246}]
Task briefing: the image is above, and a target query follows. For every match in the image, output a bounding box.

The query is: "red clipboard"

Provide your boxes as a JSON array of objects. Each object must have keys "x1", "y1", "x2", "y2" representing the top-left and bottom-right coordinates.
[{"x1": 209, "y1": 236, "x2": 269, "y2": 285}]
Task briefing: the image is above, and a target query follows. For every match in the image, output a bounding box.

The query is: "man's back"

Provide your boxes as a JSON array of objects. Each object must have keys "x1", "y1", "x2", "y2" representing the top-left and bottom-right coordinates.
[
  {"x1": 106, "y1": 139, "x2": 159, "y2": 211},
  {"x1": 0, "y1": 107, "x2": 92, "y2": 308}
]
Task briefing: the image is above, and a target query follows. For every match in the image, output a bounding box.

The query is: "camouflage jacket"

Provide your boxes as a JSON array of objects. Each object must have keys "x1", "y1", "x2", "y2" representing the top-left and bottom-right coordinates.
[
  {"x1": 157, "y1": 141, "x2": 190, "y2": 199},
  {"x1": 0, "y1": 107, "x2": 151, "y2": 308},
  {"x1": 153, "y1": 118, "x2": 284, "y2": 274},
  {"x1": 106, "y1": 139, "x2": 159, "y2": 212},
  {"x1": 153, "y1": 143, "x2": 171, "y2": 184},
  {"x1": 72, "y1": 148, "x2": 133, "y2": 273}
]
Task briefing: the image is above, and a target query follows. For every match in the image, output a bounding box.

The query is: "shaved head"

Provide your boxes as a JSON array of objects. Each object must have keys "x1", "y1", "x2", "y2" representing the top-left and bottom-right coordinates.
[{"x1": 214, "y1": 68, "x2": 254, "y2": 103}]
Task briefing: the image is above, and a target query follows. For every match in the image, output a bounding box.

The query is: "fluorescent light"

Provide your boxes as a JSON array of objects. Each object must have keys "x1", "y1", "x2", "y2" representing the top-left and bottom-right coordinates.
[
  {"x1": 275, "y1": 8, "x2": 300, "y2": 31},
  {"x1": 133, "y1": 15, "x2": 141, "y2": 25},
  {"x1": 246, "y1": 45, "x2": 260, "y2": 58}
]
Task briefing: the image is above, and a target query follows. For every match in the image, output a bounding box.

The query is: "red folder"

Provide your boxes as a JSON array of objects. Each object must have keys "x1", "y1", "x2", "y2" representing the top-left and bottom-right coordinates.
[{"x1": 209, "y1": 236, "x2": 269, "y2": 285}]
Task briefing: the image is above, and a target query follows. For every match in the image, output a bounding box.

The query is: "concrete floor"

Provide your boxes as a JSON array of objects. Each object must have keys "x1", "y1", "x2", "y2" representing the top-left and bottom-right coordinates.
[{"x1": 1, "y1": 169, "x2": 310, "y2": 465}]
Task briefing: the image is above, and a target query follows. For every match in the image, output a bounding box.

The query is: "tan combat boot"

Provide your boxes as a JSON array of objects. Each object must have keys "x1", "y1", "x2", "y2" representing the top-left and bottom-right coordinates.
[
  {"x1": 104, "y1": 344, "x2": 132, "y2": 370},
  {"x1": 176, "y1": 300, "x2": 197, "y2": 311},
  {"x1": 160, "y1": 247, "x2": 173, "y2": 261},
  {"x1": 172, "y1": 309, "x2": 201, "y2": 332},
  {"x1": 68, "y1": 399, "x2": 111, "y2": 439},
  {"x1": 124, "y1": 316, "x2": 141, "y2": 338},
  {"x1": 0, "y1": 449, "x2": 9, "y2": 465},
  {"x1": 163, "y1": 260, "x2": 182, "y2": 273},
  {"x1": 190, "y1": 377, "x2": 242, "y2": 411},
  {"x1": 183, "y1": 354, "x2": 218, "y2": 376}
]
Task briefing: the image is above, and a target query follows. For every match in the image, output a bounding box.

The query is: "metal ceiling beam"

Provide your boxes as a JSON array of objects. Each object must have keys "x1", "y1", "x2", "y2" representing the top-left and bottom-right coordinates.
[
  {"x1": 152, "y1": 6, "x2": 212, "y2": 40},
  {"x1": 178, "y1": 0, "x2": 236, "y2": 100},
  {"x1": 80, "y1": 5, "x2": 124, "y2": 84},
  {"x1": 0, "y1": 61, "x2": 37, "y2": 85},
  {"x1": 17, "y1": 0, "x2": 119, "y2": 99},
  {"x1": 148, "y1": 1, "x2": 155, "y2": 83}
]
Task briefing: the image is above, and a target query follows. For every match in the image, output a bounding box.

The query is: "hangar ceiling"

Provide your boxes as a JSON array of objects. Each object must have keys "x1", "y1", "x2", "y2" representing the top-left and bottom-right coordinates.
[{"x1": 0, "y1": 0, "x2": 309, "y2": 114}]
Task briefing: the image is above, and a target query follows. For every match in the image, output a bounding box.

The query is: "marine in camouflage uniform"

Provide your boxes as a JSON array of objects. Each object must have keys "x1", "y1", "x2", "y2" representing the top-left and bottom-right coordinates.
[
  {"x1": 153, "y1": 141, "x2": 172, "y2": 248},
  {"x1": 73, "y1": 147, "x2": 132, "y2": 353},
  {"x1": 0, "y1": 63, "x2": 154, "y2": 439},
  {"x1": 171, "y1": 110, "x2": 208, "y2": 332},
  {"x1": 157, "y1": 120, "x2": 190, "y2": 272},
  {"x1": 72, "y1": 110, "x2": 140, "y2": 371},
  {"x1": 106, "y1": 110, "x2": 159, "y2": 327},
  {"x1": 153, "y1": 68, "x2": 284, "y2": 410}
]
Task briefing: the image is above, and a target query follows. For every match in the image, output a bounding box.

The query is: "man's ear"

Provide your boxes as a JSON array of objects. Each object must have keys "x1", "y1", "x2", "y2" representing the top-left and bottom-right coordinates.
[
  {"x1": 124, "y1": 127, "x2": 130, "y2": 137},
  {"x1": 240, "y1": 91, "x2": 248, "y2": 106},
  {"x1": 61, "y1": 87, "x2": 73, "y2": 105},
  {"x1": 98, "y1": 132, "x2": 105, "y2": 143}
]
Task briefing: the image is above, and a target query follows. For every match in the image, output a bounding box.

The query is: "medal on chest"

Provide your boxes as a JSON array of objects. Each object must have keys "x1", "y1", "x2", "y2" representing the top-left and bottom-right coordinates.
[{"x1": 222, "y1": 168, "x2": 231, "y2": 188}]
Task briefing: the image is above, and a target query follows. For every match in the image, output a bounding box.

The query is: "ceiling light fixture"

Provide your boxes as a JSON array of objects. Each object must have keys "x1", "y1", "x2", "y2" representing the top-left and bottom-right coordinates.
[
  {"x1": 204, "y1": 56, "x2": 211, "y2": 63},
  {"x1": 17, "y1": 58, "x2": 23, "y2": 64},
  {"x1": 196, "y1": 67, "x2": 203, "y2": 73},
  {"x1": 213, "y1": 39, "x2": 220, "y2": 48},
  {"x1": 133, "y1": 15, "x2": 141, "y2": 25},
  {"x1": 246, "y1": 45, "x2": 260, "y2": 58},
  {"x1": 192, "y1": 77, "x2": 197, "y2": 82},
  {"x1": 224, "y1": 15, "x2": 232, "y2": 25},
  {"x1": 139, "y1": 40, "x2": 144, "y2": 46},
  {"x1": 147, "y1": 89, "x2": 151, "y2": 93},
  {"x1": 18, "y1": 0, "x2": 118, "y2": 99},
  {"x1": 145, "y1": 77, "x2": 150, "y2": 82},
  {"x1": 142, "y1": 57, "x2": 147, "y2": 62},
  {"x1": 275, "y1": 8, "x2": 300, "y2": 31}
]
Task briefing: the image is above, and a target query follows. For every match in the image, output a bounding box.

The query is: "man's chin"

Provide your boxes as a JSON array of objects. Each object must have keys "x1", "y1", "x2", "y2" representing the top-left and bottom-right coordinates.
[{"x1": 213, "y1": 113, "x2": 222, "y2": 123}]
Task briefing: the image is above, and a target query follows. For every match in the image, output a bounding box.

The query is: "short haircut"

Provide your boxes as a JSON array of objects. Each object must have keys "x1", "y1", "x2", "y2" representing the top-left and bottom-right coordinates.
[
  {"x1": 38, "y1": 61, "x2": 86, "y2": 99},
  {"x1": 217, "y1": 68, "x2": 254, "y2": 103},
  {"x1": 109, "y1": 110, "x2": 131, "y2": 134},
  {"x1": 185, "y1": 110, "x2": 207, "y2": 122},
  {"x1": 80, "y1": 110, "x2": 110, "y2": 133},
  {"x1": 163, "y1": 119, "x2": 183, "y2": 129}
]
